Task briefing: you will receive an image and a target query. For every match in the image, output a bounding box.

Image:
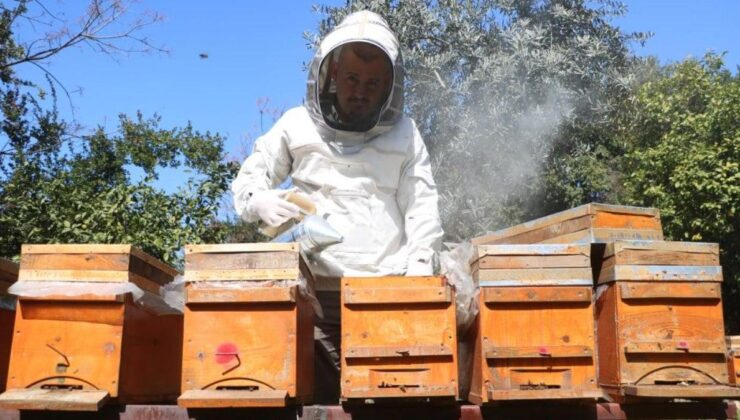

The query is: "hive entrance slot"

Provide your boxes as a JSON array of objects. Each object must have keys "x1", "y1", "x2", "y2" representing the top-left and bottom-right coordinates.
[
  {"x1": 519, "y1": 383, "x2": 561, "y2": 390},
  {"x1": 215, "y1": 385, "x2": 259, "y2": 391},
  {"x1": 39, "y1": 384, "x2": 83, "y2": 391},
  {"x1": 653, "y1": 380, "x2": 697, "y2": 386}
]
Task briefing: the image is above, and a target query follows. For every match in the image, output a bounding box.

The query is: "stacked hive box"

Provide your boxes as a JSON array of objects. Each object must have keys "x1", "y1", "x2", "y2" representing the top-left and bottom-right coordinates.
[
  {"x1": 0, "y1": 244, "x2": 182, "y2": 411},
  {"x1": 595, "y1": 241, "x2": 740, "y2": 400},
  {"x1": 468, "y1": 244, "x2": 602, "y2": 403},
  {"x1": 728, "y1": 336, "x2": 740, "y2": 386},
  {"x1": 472, "y1": 203, "x2": 664, "y2": 246},
  {"x1": 341, "y1": 276, "x2": 458, "y2": 401},
  {"x1": 0, "y1": 258, "x2": 18, "y2": 393},
  {"x1": 178, "y1": 243, "x2": 314, "y2": 408}
]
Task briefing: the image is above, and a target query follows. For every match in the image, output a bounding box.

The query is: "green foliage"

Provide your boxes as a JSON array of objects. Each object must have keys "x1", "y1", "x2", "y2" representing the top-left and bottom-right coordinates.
[
  {"x1": 0, "y1": 106, "x2": 238, "y2": 265},
  {"x1": 312, "y1": 0, "x2": 648, "y2": 240},
  {"x1": 620, "y1": 54, "x2": 740, "y2": 329}
]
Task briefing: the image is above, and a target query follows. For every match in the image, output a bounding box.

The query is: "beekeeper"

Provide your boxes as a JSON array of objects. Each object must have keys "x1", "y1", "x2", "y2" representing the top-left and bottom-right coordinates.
[
  {"x1": 231, "y1": 10, "x2": 443, "y2": 402},
  {"x1": 232, "y1": 11, "x2": 442, "y2": 279}
]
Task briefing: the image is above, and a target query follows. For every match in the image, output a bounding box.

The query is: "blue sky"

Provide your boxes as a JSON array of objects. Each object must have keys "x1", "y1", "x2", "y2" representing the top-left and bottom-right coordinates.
[{"x1": 11, "y1": 1, "x2": 740, "y2": 193}]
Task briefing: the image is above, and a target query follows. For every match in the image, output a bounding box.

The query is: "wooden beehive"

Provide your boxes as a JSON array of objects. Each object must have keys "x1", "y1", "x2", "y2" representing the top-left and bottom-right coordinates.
[
  {"x1": 178, "y1": 243, "x2": 314, "y2": 408},
  {"x1": 341, "y1": 276, "x2": 458, "y2": 401},
  {"x1": 595, "y1": 240, "x2": 740, "y2": 400},
  {"x1": 727, "y1": 336, "x2": 739, "y2": 386},
  {"x1": 472, "y1": 203, "x2": 663, "y2": 246},
  {"x1": 468, "y1": 244, "x2": 602, "y2": 403},
  {"x1": 0, "y1": 258, "x2": 19, "y2": 394},
  {"x1": 0, "y1": 244, "x2": 182, "y2": 411}
]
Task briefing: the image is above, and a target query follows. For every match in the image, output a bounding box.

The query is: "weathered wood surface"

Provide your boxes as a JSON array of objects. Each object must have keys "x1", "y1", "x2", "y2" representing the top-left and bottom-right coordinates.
[
  {"x1": 618, "y1": 282, "x2": 721, "y2": 300},
  {"x1": 178, "y1": 389, "x2": 288, "y2": 408},
  {"x1": 597, "y1": 265, "x2": 723, "y2": 284},
  {"x1": 184, "y1": 242, "x2": 305, "y2": 282},
  {"x1": 185, "y1": 286, "x2": 297, "y2": 304},
  {"x1": 16, "y1": 244, "x2": 179, "y2": 299},
  {"x1": 341, "y1": 276, "x2": 458, "y2": 400},
  {"x1": 0, "y1": 388, "x2": 109, "y2": 411},
  {"x1": 0, "y1": 258, "x2": 18, "y2": 289},
  {"x1": 472, "y1": 203, "x2": 662, "y2": 245},
  {"x1": 344, "y1": 286, "x2": 451, "y2": 304},
  {"x1": 483, "y1": 286, "x2": 591, "y2": 303},
  {"x1": 729, "y1": 335, "x2": 740, "y2": 386}
]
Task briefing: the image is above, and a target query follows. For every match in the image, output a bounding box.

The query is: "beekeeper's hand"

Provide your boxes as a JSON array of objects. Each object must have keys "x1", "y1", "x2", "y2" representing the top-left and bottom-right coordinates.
[{"x1": 246, "y1": 190, "x2": 301, "y2": 227}]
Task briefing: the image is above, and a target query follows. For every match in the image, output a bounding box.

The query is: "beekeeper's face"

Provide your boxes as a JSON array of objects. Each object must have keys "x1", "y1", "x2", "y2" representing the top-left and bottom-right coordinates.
[{"x1": 332, "y1": 43, "x2": 392, "y2": 126}]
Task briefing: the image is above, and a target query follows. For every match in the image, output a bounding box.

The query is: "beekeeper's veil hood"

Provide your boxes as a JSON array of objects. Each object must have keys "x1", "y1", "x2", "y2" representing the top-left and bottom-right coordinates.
[{"x1": 306, "y1": 11, "x2": 404, "y2": 154}]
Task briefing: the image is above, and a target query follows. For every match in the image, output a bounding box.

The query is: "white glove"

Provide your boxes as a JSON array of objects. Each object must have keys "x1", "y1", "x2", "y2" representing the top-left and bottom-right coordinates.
[{"x1": 246, "y1": 190, "x2": 301, "y2": 227}]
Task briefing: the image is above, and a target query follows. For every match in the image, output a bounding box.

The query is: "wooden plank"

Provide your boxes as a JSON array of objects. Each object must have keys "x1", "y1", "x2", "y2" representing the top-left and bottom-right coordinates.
[
  {"x1": 605, "y1": 240, "x2": 719, "y2": 258},
  {"x1": 18, "y1": 269, "x2": 130, "y2": 282},
  {"x1": 21, "y1": 244, "x2": 132, "y2": 254},
  {"x1": 476, "y1": 244, "x2": 590, "y2": 258},
  {"x1": 619, "y1": 282, "x2": 721, "y2": 300},
  {"x1": 473, "y1": 215, "x2": 593, "y2": 245},
  {"x1": 602, "y1": 251, "x2": 719, "y2": 268},
  {"x1": 475, "y1": 267, "x2": 593, "y2": 282},
  {"x1": 186, "y1": 286, "x2": 296, "y2": 303},
  {"x1": 479, "y1": 279, "x2": 593, "y2": 287},
  {"x1": 483, "y1": 287, "x2": 591, "y2": 303},
  {"x1": 185, "y1": 243, "x2": 298, "y2": 254},
  {"x1": 184, "y1": 268, "x2": 300, "y2": 282},
  {"x1": 128, "y1": 247, "x2": 180, "y2": 277},
  {"x1": 485, "y1": 345, "x2": 593, "y2": 359},
  {"x1": 342, "y1": 276, "x2": 445, "y2": 288},
  {"x1": 540, "y1": 228, "x2": 664, "y2": 244},
  {"x1": 129, "y1": 254, "x2": 178, "y2": 286},
  {"x1": 623, "y1": 341, "x2": 725, "y2": 354},
  {"x1": 342, "y1": 385, "x2": 456, "y2": 399},
  {"x1": 177, "y1": 389, "x2": 287, "y2": 408},
  {"x1": 344, "y1": 345, "x2": 453, "y2": 359},
  {"x1": 0, "y1": 389, "x2": 110, "y2": 411},
  {"x1": 0, "y1": 258, "x2": 19, "y2": 283},
  {"x1": 598, "y1": 265, "x2": 723, "y2": 283},
  {"x1": 622, "y1": 384, "x2": 740, "y2": 398},
  {"x1": 728, "y1": 336, "x2": 740, "y2": 349},
  {"x1": 185, "y1": 251, "x2": 298, "y2": 271},
  {"x1": 475, "y1": 255, "x2": 590, "y2": 270},
  {"x1": 488, "y1": 388, "x2": 604, "y2": 400},
  {"x1": 344, "y1": 286, "x2": 451, "y2": 304},
  {"x1": 20, "y1": 253, "x2": 129, "y2": 271},
  {"x1": 129, "y1": 272, "x2": 165, "y2": 295}
]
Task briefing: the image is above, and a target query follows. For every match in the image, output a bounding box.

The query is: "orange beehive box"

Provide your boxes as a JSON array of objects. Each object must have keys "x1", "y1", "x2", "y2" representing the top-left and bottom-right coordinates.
[
  {"x1": 0, "y1": 258, "x2": 19, "y2": 394},
  {"x1": 178, "y1": 243, "x2": 314, "y2": 408},
  {"x1": 0, "y1": 244, "x2": 182, "y2": 411},
  {"x1": 728, "y1": 336, "x2": 740, "y2": 386},
  {"x1": 468, "y1": 244, "x2": 602, "y2": 403},
  {"x1": 341, "y1": 276, "x2": 458, "y2": 401},
  {"x1": 595, "y1": 240, "x2": 740, "y2": 401},
  {"x1": 472, "y1": 203, "x2": 663, "y2": 246}
]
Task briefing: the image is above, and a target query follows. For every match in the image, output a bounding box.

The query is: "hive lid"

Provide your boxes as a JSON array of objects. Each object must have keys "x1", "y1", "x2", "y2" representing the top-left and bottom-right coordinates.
[
  {"x1": 184, "y1": 242, "x2": 305, "y2": 282},
  {"x1": 472, "y1": 203, "x2": 662, "y2": 245}
]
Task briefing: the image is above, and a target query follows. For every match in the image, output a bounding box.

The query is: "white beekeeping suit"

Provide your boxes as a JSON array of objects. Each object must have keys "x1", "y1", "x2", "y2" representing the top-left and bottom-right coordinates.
[{"x1": 232, "y1": 11, "x2": 443, "y2": 287}]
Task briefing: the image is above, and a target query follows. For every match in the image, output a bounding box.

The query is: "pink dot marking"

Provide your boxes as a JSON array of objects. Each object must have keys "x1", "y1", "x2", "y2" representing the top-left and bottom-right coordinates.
[{"x1": 215, "y1": 343, "x2": 239, "y2": 364}]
